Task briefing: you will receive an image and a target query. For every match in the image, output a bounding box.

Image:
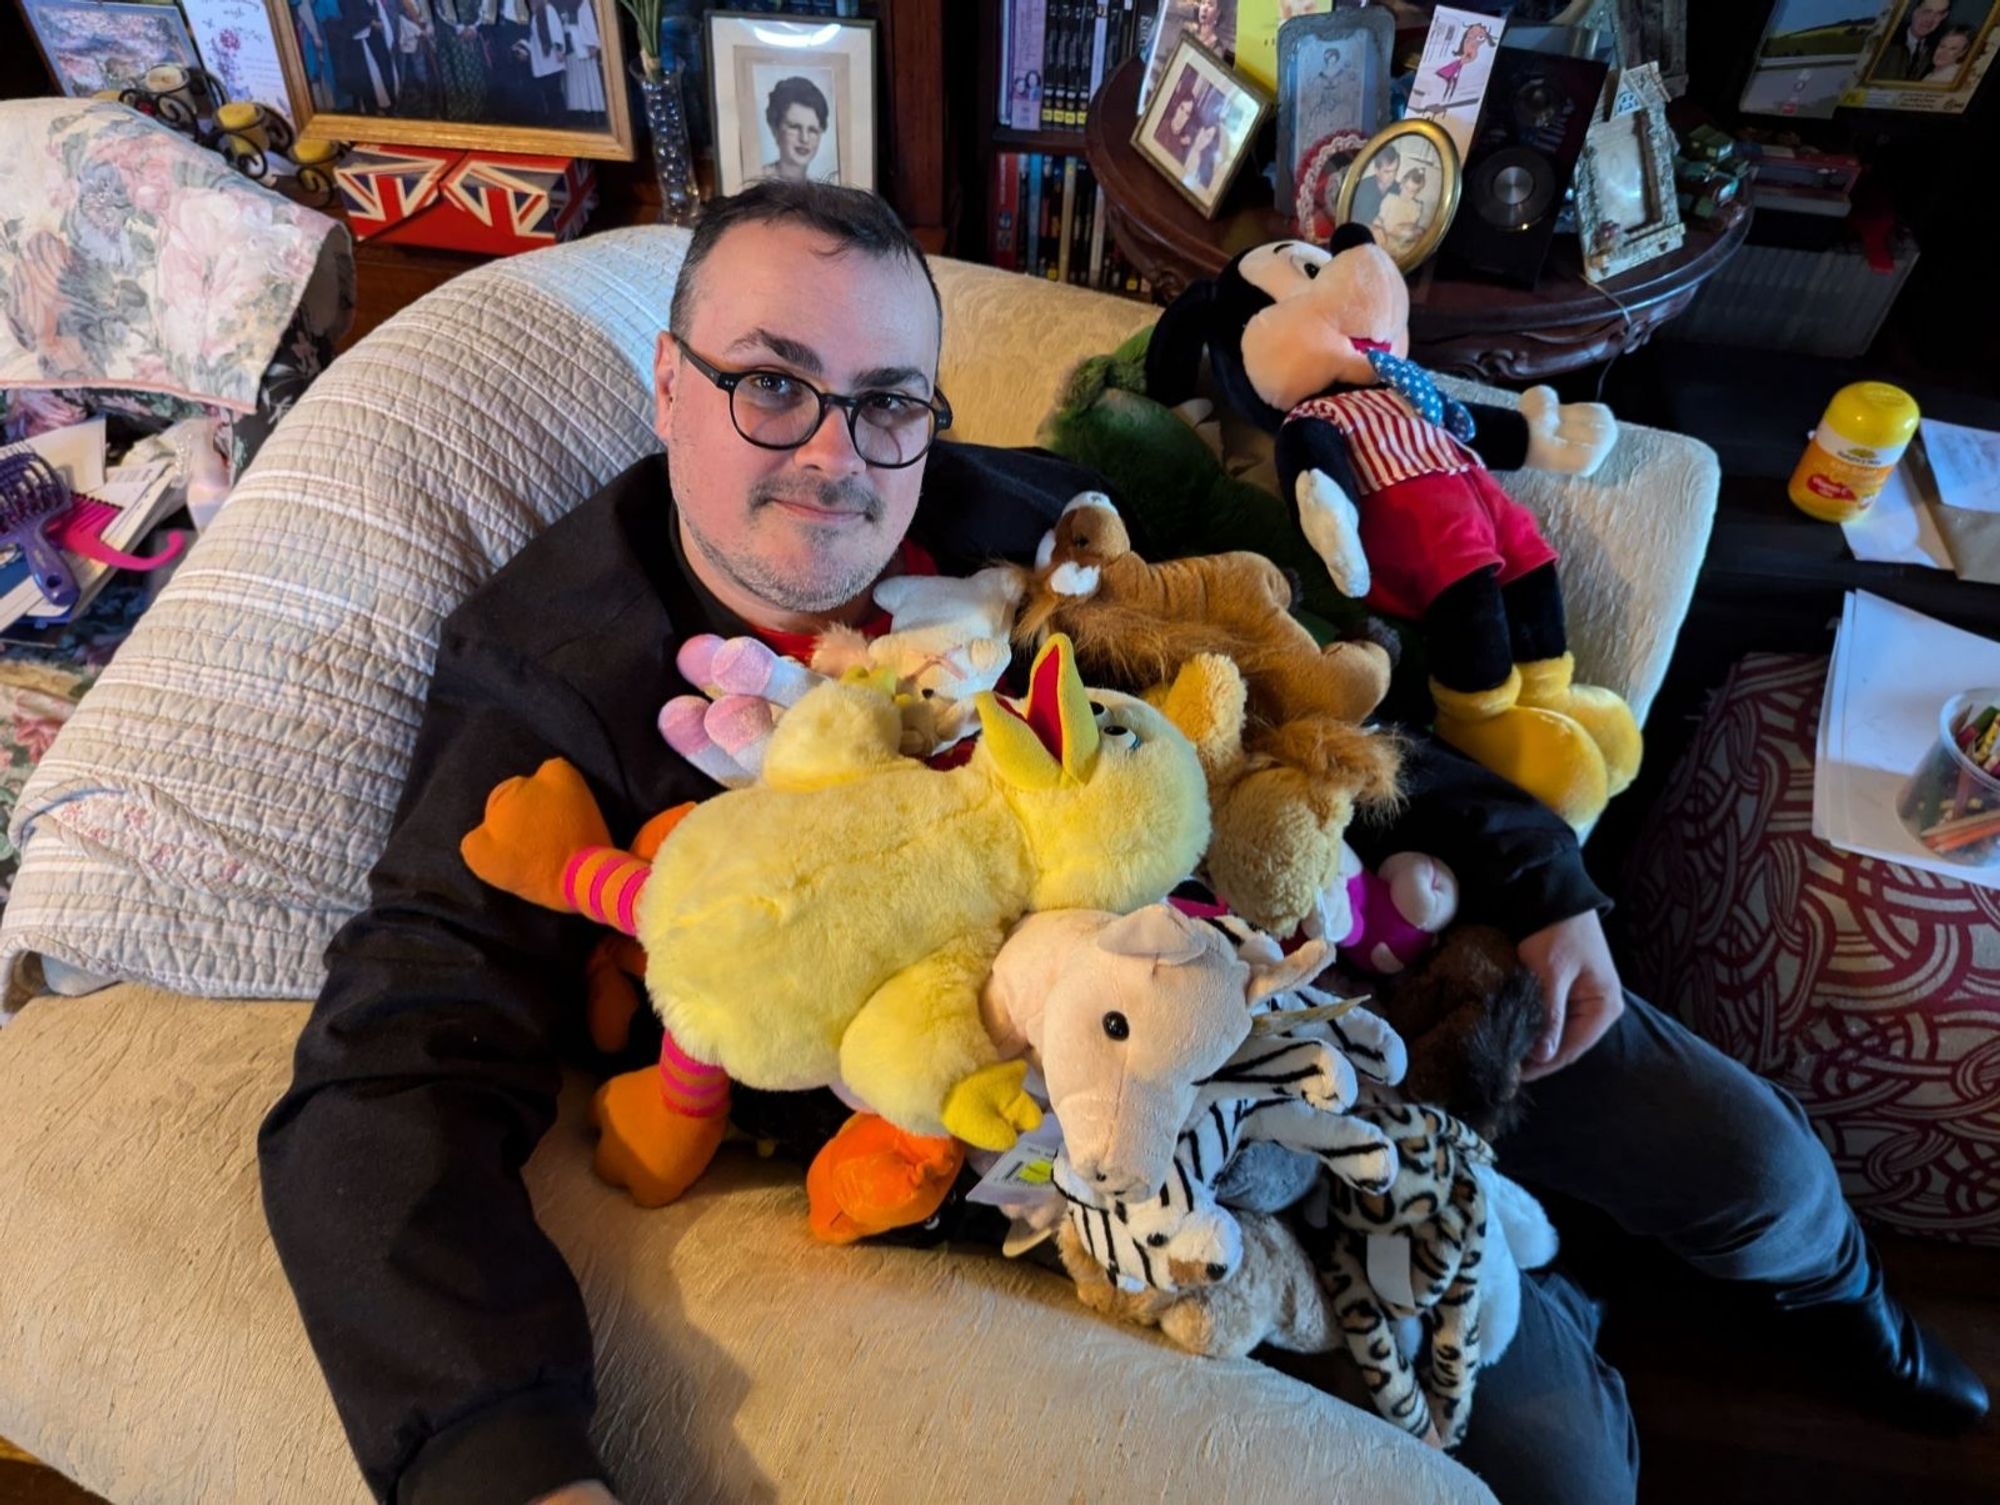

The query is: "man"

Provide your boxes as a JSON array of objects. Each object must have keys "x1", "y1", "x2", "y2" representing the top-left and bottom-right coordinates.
[
  {"x1": 481, "y1": 0, "x2": 542, "y2": 123},
  {"x1": 761, "y1": 75, "x2": 830, "y2": 184},
  {"x1": 1349, "y1": 142, "x2": 1400, "y2": 229},
  {"x1": 259, "y1": 182, "x2": 1986, "y2": 1505},
  {"x1": 1874, "y1": 0, "x2": 1954, "y2": 80},
  {"x1": 334, "y1": 0, "x2": 401, "y2": 114}
]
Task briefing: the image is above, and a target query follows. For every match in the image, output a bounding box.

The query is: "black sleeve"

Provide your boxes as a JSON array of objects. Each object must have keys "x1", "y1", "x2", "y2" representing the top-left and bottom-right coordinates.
[
  {"x1": 258, "y1": 623, "x2": 629, "y2": 1505},
  {"x1": 1348, "y1": 733, "x2": 1609, "y2": 942},
  {"x1": 1462, "y1": 401, "x2": 1532, "y2": 471}
]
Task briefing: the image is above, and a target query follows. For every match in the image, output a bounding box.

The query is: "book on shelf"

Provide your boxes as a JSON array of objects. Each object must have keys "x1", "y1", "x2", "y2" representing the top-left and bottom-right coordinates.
[
  {"x1": 1003, "y1": 0, "x2": 1160, "y2": 132},
  {"x1": 990, "y1": 150, "x2": 1152, "y2": 300}
]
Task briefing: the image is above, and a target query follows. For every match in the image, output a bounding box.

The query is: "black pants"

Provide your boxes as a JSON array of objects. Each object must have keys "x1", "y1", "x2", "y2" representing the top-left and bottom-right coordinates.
[{"x1": 1446, "y1": 993, "x2": 1869, "y2": 1503}]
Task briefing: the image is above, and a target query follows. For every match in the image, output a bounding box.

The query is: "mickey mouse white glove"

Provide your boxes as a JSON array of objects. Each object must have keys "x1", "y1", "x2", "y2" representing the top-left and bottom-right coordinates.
[
  {"x1": 1295, "y1": 468, "x2": 1372, "y2": 599},
  {"x1": 1520, "y1": 385, "x2": 1617, "y2": 476}
]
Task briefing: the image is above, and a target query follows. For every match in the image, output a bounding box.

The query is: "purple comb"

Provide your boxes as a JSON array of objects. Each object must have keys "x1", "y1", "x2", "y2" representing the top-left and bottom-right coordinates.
[{"x1": 0, "y1": 449, "x2": 80, "y2": 610}]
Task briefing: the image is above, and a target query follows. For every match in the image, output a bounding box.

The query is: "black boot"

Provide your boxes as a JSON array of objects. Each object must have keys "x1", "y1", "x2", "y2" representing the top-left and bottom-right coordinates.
[{"x1": 1790, "y1": 1253, "x2": 1989, "y2": 1434}]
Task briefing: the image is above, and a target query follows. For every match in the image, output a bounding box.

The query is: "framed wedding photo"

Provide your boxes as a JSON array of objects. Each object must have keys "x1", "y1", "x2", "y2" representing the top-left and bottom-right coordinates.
[
  {"x1": 1132, "y1": 33, "x2": 1271, "y2": 219},
  {"x1": 263, "y1": 0, "x2": 635, "y2": 160},
  {"x1": 1336, "y1": 117, "x2": 1460, "y2": 271},
  {"x1": 707, "y1": 11, "x2": 876, "y2": 197}
]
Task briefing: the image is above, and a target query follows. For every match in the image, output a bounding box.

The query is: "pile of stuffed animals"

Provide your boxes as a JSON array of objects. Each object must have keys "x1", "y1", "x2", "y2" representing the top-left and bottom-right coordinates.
[{"x1": 459, "y1": 227, "x2": 1636, "y2": 1452}]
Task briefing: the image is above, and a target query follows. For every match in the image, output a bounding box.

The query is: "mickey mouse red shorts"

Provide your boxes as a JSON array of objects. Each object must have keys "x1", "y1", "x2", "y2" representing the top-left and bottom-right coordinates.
[{"x1": 1358, "y1": 466, "x2": 1559, "y2": 621}]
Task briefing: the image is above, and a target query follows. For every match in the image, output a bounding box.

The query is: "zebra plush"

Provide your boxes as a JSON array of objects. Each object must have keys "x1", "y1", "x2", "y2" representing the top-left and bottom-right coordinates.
[{"x1": 1054, "y1": 982, "x2": 1411, "y2": 1294}]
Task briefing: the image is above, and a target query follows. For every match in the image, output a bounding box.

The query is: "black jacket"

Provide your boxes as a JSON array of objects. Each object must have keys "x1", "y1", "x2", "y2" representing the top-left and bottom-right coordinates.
[{"x1": 258, "y1": 445, "x2": 1605, "y2": 1504}]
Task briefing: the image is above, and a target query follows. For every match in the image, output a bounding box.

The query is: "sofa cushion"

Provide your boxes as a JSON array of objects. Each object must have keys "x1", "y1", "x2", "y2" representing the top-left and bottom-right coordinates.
[{"x1": 0, "y1": 985, "x2": 1492, "y2": 1505}]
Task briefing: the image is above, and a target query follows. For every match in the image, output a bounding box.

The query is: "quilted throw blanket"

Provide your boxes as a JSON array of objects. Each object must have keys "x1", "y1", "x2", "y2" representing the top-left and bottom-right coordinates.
[{"x1": 0, "y1": 98, "x2": 349, "y2": 415}]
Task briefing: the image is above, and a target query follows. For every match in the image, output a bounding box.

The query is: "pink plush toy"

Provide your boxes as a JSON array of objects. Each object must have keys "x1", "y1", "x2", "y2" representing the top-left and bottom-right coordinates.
[{"x1": 1314, "y1": 846, "x2": 1459, "y2": 976}]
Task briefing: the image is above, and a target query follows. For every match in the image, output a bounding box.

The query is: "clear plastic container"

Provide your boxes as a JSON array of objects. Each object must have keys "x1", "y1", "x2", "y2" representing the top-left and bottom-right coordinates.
[{"x1": 1896, "y1": 689, "x2": 2000, "y2": 869}]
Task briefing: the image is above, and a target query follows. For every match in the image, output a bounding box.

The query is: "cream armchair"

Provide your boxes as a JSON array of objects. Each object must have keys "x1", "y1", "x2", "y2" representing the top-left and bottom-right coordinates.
[{"x1": 0, "y1": 227, "x2": 1720, "y2": 1504}]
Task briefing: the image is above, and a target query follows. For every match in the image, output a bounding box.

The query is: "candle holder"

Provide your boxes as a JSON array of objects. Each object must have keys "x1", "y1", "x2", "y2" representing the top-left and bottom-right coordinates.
[{"x1": 121, "y1": 64, "x2": 228, "y2": 137}]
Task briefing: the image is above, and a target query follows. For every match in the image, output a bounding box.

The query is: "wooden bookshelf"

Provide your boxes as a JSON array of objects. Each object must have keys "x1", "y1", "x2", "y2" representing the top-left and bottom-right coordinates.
[{"x1": 969, "y1": 0, "x2": 1156, "y2": 296}]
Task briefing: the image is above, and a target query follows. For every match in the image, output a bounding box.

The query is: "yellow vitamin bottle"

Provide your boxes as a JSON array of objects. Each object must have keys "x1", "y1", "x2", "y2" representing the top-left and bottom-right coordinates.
[{"x1": 1789, "y1": 382, "x2": 1921, "y2": 523}]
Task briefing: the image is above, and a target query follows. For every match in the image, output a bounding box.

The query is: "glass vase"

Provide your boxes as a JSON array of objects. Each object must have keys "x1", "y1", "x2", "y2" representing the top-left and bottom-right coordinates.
[{"x1": 639, "y1": 64, "x2": 699, "y2": 228}]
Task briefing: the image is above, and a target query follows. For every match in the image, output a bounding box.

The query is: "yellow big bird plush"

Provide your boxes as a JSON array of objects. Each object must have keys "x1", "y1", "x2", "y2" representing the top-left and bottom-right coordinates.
[{"x1": 463, "y1": 634, "x2": 1211, "y2": 1208}]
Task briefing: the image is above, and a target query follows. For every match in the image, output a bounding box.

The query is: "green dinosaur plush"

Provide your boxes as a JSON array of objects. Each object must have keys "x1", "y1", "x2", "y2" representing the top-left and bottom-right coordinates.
[{"x1": 1037, "y1": 328, "x2": 1421, "y2": 688}]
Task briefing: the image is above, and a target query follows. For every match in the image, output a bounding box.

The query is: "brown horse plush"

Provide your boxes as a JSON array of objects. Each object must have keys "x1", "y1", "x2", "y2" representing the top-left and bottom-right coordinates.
[{"x1": 1013, "y1": 493, "x2": 1402, "y2": 935}]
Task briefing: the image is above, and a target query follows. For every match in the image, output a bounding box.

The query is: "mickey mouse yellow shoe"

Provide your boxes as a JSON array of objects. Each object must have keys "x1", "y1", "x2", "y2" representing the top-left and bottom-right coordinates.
[
  {"x1": 1515, "y1": 653, "x2": 1643, "y2": 797},
  {"x1": 1431, "y1": 669, "x2": 1609, "y2": 832}
]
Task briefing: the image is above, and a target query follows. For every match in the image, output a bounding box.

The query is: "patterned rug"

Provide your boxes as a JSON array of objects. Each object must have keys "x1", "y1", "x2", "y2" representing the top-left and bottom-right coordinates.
[{"x1": 0, "y1": 582, "x2": 149, "y2": 908}]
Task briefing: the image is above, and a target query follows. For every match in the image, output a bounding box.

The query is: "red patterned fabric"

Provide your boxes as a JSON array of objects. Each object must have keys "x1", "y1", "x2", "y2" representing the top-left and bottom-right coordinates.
[{"x1": 1625, "y1": 653, "x2": 2000, "y2": 1247}]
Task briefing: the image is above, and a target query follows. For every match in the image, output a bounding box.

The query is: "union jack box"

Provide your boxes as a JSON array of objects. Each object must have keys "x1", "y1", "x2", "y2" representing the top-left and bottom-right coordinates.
[{"x1": 335, "y1": 145, "x2": 597, "y2": 255}]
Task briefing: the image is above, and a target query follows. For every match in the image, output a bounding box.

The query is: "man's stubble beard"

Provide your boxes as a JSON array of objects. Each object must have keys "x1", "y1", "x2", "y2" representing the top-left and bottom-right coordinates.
[{"x1": 683, "y1": 475, "x2": 891, "y2": 615}]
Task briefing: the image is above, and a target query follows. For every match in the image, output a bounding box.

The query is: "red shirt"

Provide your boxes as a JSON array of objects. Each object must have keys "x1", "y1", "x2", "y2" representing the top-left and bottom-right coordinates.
[{"x1": 746, "y1": 538, "x2": 938, "y2": 661}]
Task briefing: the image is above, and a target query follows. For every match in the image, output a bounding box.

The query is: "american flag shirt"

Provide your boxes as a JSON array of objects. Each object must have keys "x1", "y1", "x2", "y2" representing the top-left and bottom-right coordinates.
[{"x1": 1286, "y1": 388, "x2": 1481, "y2": 494}]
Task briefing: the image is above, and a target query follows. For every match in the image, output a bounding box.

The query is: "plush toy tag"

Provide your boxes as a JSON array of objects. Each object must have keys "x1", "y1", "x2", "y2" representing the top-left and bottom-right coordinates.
[
  {"x1": 966, "y1": 1112, "x2": 1066, "y2": 1225},
  {"x1": 1367, "y1": 1232, "x2": 1420, "y2": 1314}
]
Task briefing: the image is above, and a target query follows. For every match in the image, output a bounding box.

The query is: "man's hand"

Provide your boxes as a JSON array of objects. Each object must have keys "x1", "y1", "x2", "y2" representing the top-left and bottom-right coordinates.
[
  {"x1": 1517, "y1": 910, "x2": 1624, "y2": 1082},
  {"x1": 532, "y1": 1484, "x2": 619, "y2": 1505}
]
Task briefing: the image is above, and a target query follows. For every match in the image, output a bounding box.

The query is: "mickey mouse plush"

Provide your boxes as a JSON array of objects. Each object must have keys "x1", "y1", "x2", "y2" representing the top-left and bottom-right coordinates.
[{"x1": 1145, "y1": 225, "x2": 1640, "y2": 830}]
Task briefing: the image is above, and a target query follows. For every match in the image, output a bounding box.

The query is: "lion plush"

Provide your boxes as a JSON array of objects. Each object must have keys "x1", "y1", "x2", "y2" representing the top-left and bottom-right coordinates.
[{"x1": 1013, "y1": 493, "x2": 1401, "y2": 935}]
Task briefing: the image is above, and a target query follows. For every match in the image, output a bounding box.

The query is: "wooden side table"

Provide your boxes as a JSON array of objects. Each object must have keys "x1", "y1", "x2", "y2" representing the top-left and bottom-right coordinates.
[{"x1": 1084, "y1": 56, "x2": 1749, "y2": 383}]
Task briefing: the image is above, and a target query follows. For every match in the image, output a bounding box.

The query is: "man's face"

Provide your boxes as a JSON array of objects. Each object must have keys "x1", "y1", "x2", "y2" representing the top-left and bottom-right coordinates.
[
  {"x1": 778, "y1": 103, "x2": 821, "y2": 168},
  {"x1": 1912, "y1": 0, "x2": 1948, "y2": 37},
  {"x1": 1374, "y1": 152, "x2": 1399, "y2": 186},
  {"x1": 655, "y1": 221, "x2": 939, "y2": 616}
]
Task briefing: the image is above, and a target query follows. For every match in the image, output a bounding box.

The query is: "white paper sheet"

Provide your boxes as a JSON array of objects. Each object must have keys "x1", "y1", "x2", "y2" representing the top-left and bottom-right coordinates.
[
  {"x1": 1920, "y1": 417, "x2": 2000, "y2": 514},
  {"x1": 1841, "y1": 461, "x2": 1954, "y2": 570},
  {"x1": 1813, "y1": 590, "x2": 2000, "y2": 890}
]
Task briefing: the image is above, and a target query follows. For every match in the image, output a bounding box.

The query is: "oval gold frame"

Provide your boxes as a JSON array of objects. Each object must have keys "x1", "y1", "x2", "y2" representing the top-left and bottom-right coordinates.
[{"x1": 1334, "y1": 118, "x2": 1463, "y2": 271}]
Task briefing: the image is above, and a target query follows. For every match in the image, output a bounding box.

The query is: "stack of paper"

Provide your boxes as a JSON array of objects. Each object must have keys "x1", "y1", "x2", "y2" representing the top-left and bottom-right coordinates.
[
  {"x1": 1814, "y1": 590, "x2": 2000, "y2": 891},
  {"x1": 1841, "y1": 459, "x2": 1955, "y2": 571}
]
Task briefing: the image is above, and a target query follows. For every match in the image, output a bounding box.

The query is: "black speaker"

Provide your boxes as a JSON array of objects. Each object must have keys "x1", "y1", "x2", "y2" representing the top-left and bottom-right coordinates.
[{"x1": 1442, "y1": 47, "x2": 1608, "y2": 288}]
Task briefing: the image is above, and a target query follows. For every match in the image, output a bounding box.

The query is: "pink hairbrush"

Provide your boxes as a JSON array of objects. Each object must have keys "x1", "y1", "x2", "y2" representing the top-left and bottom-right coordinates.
[
  {"x1": 0, "y1": 449, "x2": 79, "y2": 609},
  {"x1": 54, "y1": 497, "x2": 185, "y2": 572}
]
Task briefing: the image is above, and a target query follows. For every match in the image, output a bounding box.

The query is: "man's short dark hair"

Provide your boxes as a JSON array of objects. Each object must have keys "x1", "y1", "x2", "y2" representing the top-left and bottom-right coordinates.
[
  {"x1": 668, "y1": 180, "x2": 942, "y2": 342},
  {"x1": 764, "y1": 74, "x2": 830, "y2": 136}
]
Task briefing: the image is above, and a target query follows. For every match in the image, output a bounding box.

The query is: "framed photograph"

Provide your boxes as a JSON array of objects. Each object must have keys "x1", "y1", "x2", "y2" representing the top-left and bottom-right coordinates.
[
  {"x1": 1132, "y1": 33, "x2": 1272, "y2": 219},
  {"x1": 1845, "y1": 0, "x2": 2000, "y2": 111},
  {"x1": 1335, "y1": 118, "x2": 1461, "y2": 271},
  {"x1": 1138, "y1": 0, "x2": 1241, "y2": 112},
  {"x1": 19, "y1": 0, "x2": 200, "y2": 96},
  {"x1": 1575, "y1": 94, "x2": 1682, "y2": 283},
  {"x1": 1739, "y1": 0, "x2": 1888, "y2": 119},
  {"x1": 263, "y1": 0, "x2": 635, "y2": 160},
  {"x1": 1275, "y1": 6, "x2": 1392, "y2": 224},
  {"x1": 707, "y1": 11, "x2": 876, "y2": 196}
]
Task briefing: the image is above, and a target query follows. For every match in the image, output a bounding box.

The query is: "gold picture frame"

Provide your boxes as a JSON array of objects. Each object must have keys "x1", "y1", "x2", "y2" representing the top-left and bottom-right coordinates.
[
  {"x1": 1130, "y1": 33, "x2": 1273, "y2": 220},
  {"x1": 263, "y1": 0, "x2": 635, "y2": 161},
  {"x1": 1335, "y1": 117, "x2": 1461, "y2": 271}
]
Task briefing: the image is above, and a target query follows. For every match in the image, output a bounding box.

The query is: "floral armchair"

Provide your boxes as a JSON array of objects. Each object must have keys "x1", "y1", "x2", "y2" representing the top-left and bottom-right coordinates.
[{"x1": 0, "y1": 96, "x2": 354, "y2": 476}]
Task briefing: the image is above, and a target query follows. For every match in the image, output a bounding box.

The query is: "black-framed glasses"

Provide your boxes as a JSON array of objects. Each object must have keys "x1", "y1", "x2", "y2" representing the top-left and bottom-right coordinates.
[{"x1": 679, "y1": 344, "x2": 952, "y2": 470}]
